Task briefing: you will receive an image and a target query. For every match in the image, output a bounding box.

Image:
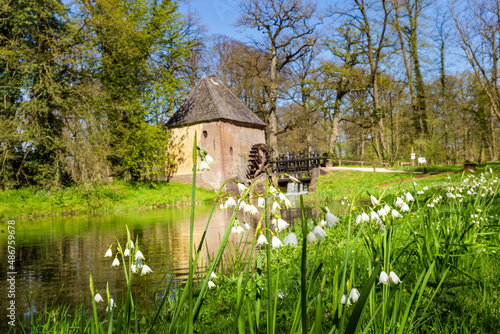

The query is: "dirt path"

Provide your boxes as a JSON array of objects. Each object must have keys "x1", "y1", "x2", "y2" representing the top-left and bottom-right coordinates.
[{"x1": 325, "y1": 167, "x2": 413, "y2": 173}]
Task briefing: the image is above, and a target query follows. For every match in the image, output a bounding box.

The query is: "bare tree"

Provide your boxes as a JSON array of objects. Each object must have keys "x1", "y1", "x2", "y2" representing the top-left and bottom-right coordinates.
[{"x1": 236, "y1": 0, "x2": 319, "y2": 158}]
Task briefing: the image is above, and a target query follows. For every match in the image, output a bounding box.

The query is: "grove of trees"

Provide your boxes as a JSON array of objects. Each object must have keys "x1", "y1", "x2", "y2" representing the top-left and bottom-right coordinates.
[{"x1": 1, "y1": 0, "x2": 498, "y2": 189}]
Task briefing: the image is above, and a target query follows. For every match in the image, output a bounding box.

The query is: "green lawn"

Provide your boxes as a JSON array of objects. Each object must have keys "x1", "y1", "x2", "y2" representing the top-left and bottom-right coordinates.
[{"x1": 0, "y1": 180, "x2": 216, "y2": 219}]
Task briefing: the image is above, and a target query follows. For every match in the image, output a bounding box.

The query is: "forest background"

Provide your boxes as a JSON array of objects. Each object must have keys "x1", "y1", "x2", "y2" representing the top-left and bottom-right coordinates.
[{"x1": 1, "y1": 0, "x2": 499, "y2": 190}]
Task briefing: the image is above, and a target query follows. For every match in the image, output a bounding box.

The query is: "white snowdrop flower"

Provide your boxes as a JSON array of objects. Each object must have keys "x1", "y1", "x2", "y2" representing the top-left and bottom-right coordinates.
[
  {"x1": 289, "y1": 175, "x2": 301, "y2": 183},
  {"x1": 106, "y1": 298, "x2": 115, "y2": 312},
  {"x1": 244, "y1": 204, "x2": 258, "y2": 215},
  {"x1": 378, "y1": 208, "x2": 387, "y2": 217},
  {"x1": 405, "y1": 192, "x2": 414, "y2": 201},
  {"x1": 370, "y1": 211, "x2": 379, "y2": 221},
  {"x1": 284, "y1": 198, "x2": 291, "y2": 208},
  {"x1": 275, "y1": 218, "x2": 289, "y2": 232},
  {"x1": 326, "y1": 211, "x2": 340, "y2": 227},
  {"x1": 197, "y1": 160, "x2": 210, "y2": 172},
  {"x1": 104, "y1": 248, "x2": 113, "y2": 257},
  {"x1": 384, "y1": 204, "x2": 391, "y2": 213},
  {"x1": 269, "y1": 186, "x2": 278, "y2": 197},
  {"x1": 379, "y1": 271, "x2": 389, "y2": 284},
  {"x1": 257, "y1": 197, "x2": 265, "y2": 209},
  {"x1": 417, "y1": 190, "x2": 424, "y2": 195},
  {"x1": 340, "y1": 294, "x2": 348, "y2": 305},
  {"x1": 356, "y1": 215, "x2": 362, "y2": 225},
  {"x1": 239, "y1": 201, "x2": 247, "y2": 211},
  {"x1": 244, "y1": 222, "x2": 251, "y2": 230},
  {"x1": 395, "y1": 197, "x2": 404, "y2": 208},
  {"x1": 413, "y1": 182, "x2": 417, "y2": 186},
  {"x1": 224, "y1": 197, "x2": 236, "y2": 210},
  {"x1": 131, "y1": 264, "x2": 137, "y2": 273},
  {"x1": 210, "y1": 272, "x2": 217, "y2": 280},
  {"x1": 349, "y1": 288, "x2": 360, "y2": 302},
  {"x1": 306, "y1": 232, "x2": 318, "y2": 243},
  {"x1": 271, "y1": 236, "x2": 283, "y2": 248},
  {"x1": 112, "y1": 258, "x2": 120, "y2": 267},
  {"x1": 124, "y1": 248, "x2": 130, "y2": 257},
  {"x1": 401, "y1": 203, "x2": 410, "y2": 212},
  {"x1": 141, "y1": 264, "x2": 153, "y2": 276},
  {"x1": 341, "y1": 201, "x2": 345, "y2": 205},
  {"x1": 320, "y1": 219, "x2": 327, "y2": 227},
  {"x1": 391, "y1": 209, "x2": 402, "y2": 218},
  {"x1": 361, "y1": 212, "x2": 370, "y2": 223},
  {"x1": 389, "y1": 271, "x2": 401, "y2": 284},
  {"x1": 278, "y1": 192, "x2": 287, "y2": 202},
  {"x1": 379, "y1": 224, "x2": 385, "y2": 231},
  {"x1": 208, "y1": 281, "x2": 216, "y2": 289},
  {"x1": 257, "y1": 233, "x2": 268, "y2": 245},
  {"x1": 283, "y1": 232, "x2": 298, "y2": 247},
  {"x1": 237, "y1": 183, "x2": 246, "y2": 194},
  {"x1": 129, "y1": 240, "x2": 134, "y2": 249},
  {"x1": 135, "y1": 250, "x2": 145, "y2": 261},
  {"x1": 205, "y1": 155, "x2": 215, "y2": 165},
  {"x1": 94, "y1": 293, "x2": 103, "y2": 303},
  {"x1": 313, "y1": 225, "x2": 327, "y2": 240},
  {"x1": 370, "y1": 195, "x2": 379, "y2": 206},
  {"x1": 272, "y1": 201, "x2": 281, "y2": 214}
]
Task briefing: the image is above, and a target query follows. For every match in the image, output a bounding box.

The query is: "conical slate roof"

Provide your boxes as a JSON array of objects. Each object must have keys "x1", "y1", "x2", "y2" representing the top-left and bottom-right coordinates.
[{"x1": 166, "y1": 76, "x2": 266, "y2": 128}]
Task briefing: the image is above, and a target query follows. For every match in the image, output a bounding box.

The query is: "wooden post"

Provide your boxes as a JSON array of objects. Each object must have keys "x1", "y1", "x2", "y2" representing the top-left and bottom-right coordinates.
[{"x1": 411, "y1": 147, "x2": 414, "y2": 167}]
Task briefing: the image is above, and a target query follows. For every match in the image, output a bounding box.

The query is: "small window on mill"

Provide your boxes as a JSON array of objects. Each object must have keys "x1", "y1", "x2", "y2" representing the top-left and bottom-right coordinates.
[
  {"x1": 230, "y1": 147, "x2": 233, "y2": 156},
  {"x1": 203, "y1": 131, "x2": 208, "y2": 138}
]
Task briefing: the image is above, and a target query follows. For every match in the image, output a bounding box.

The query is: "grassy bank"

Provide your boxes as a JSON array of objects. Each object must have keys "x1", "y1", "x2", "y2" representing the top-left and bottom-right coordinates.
[
  {"x1": 308, "y1": 162, "x2": 500, "y2": 203},
  {"x1": 0, "y1": 181, "x2": 216, "y2": 219}
]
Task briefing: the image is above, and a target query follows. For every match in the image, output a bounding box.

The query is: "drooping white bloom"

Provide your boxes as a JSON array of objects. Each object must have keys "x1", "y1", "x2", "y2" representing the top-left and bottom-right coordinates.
[
  {"x1": 370, "y1": 195, "x2": 379, "y2": 206},
  {"x1": 356, "y1": 215, "x2": 362, "y2": 225},
  {"x1": 197, "y1": 160, "x2": 210, "y2": 172},
  {"x1": 104, "y1": 248, "x2": 113, "y2": 257},
  {"x1": 94, "y1": 293, "x2": 103, "y2": 303},
  {"x1": 274, "y1": 218, "x2": 289, "y2": 232},
  {"x1": 135, "y1": 250, "x2": 145, "y2": 261},
  {"x1": 136, "y1": 259, "x2": 143, "y2": 268},
  {"x1": 378, "y1": 208, "x2": 387, "y2": 217},
  {"x1": 361, "y1": 212, "x2": 370, "y2": 223},
  {"x1": 272, "y1": 201, "x2": 281, "y2": 214},
  {"x1": 131, "y1": 264, "x2": 137, "y2": 273},
  {"x1": 320, "y1": 219, "x2": 327, "y2": 227},
  {"x1": 389, "y1": 271, "x2": 401, "y2": 284},
  {"x1": 395, "y1": 197, "x2": 404, "y2": 208},
  {"x1": 370, "y1": 211, "x2": 379, "y2": 221},
  {"x1": 271, "y1": 236, "x2": 282, "y2": 248},
  {"x1": 141, "y1": 264, "x2": 153, "y2": 276},
  {"x1": 130, "y1": 240, "x2": 134, "y2": 249},
  {"x1": 384, "y1": 204, "x2": 391, "y2": 213},
  {"x1": 391, "y1": 209, "x2": 402, "y2": 218},
  {"x1": 244, "y1": 222, "x2": 251, "y2": 230},
  {"x1": 210, "y1": 272, "x2": 217, "y2": 280},
  {"x1": 237, "y1": 183, "x2": 246, "y2": 194},
  {"x1": 224, "y1": 197, "x2": 236, "y2": 210},
  {"x1": 106, "y1": 298, "x2": 115, "y2": 312},
  {"x1": 283, "y1": 233, "x2": 298, "y2": 247},
  {"x1": 306, "y1": 232, "x2": 318, "y2": 243},
  {"x1": 349, "y1": 288, "x2": 360, "y2": 302},
  {"x1": 313, "y1": 225, "x2": 327, "y2": 240},
  {"x1": 289, "y1": 175, "x2": 301, "y2": 183},
  {"x1": 239, "y1": 201, "x2": 247, "y2": 211},
  {"x1": 269, "y1": 186, "x2": 278, "y2": 197},
  {"x1": 124, "y1": 248, "x2": 130, "y2": 257},
  {"x1": 231, "y1": 224, "x2": 244, "y2": 234},
  {"x1": 340, "y1": 294, "x2": 348, "y2": 305},
  {"x1": 257, "y1": 233, "x2": 268, "y2": 245},
  {"x1": 244, "y1": 204, "x2": 258, "y2": 215},
  {"x1": 401, "y1": 203, "x2": 410, "y2": 212},
  {"x1": 208, "y1": 280, "x2": 216, "y2": 289},
  {"x1": 379, "y1": 271, "x2": 389, "y2": 284},
  {"x1": 405, "y1": 192, "x2": 414, "y2": 202},
  {"x1": 278, "y1": 192, "x2": 287, "y2": 202},
  {"x1": 284, "y1": 198, "x2": 291, "y2": 208},
  {"x1": 112, "y1": 258, "x2": 120, "y2": 267},
  {"x1": 205, "y1": 155, "x2": 215, "y2": 165},
  {"x1": 326, "y1": 212, "x2": 340, "y2": 227},
  {"x1": 258, "y1": 197, "x2": 265, "y2": 209}
]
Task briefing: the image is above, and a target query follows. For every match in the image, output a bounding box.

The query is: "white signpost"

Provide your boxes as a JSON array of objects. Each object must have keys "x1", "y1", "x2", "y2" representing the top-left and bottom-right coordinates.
[
  {"x1": 418, "y1": 157, "x2": 427, "y2": 164},
  {"x1": 411, "y1": 153, "x2": 416, "y2": 160}
]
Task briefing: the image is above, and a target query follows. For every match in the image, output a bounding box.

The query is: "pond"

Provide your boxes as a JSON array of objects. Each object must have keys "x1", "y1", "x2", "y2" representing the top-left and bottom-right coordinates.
[{"x1": 0, "y1": 198, "x2": 348, "y2": 331}]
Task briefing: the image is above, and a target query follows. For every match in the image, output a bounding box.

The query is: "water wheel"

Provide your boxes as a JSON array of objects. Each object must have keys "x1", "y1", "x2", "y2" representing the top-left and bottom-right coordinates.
[{"x1": 247, "y1": 143, "x2": 269, "y2": 179}]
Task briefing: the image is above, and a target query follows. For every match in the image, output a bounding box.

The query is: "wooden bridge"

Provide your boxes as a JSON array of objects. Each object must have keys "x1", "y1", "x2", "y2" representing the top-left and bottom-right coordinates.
[{"x1": 272, "y1": 151, "x2": 326, "y2": 183}]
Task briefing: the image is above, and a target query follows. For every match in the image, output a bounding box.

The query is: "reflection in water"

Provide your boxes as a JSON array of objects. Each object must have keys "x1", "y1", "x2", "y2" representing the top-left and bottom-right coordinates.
[{"x1": 0, "y1": 200, "x2": 346, "y2": 331}]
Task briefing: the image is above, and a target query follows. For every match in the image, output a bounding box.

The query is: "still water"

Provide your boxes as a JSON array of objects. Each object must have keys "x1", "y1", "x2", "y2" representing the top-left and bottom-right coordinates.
[{"x1": 0, "y1": 199, "x2": 346, "y2": 331}]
